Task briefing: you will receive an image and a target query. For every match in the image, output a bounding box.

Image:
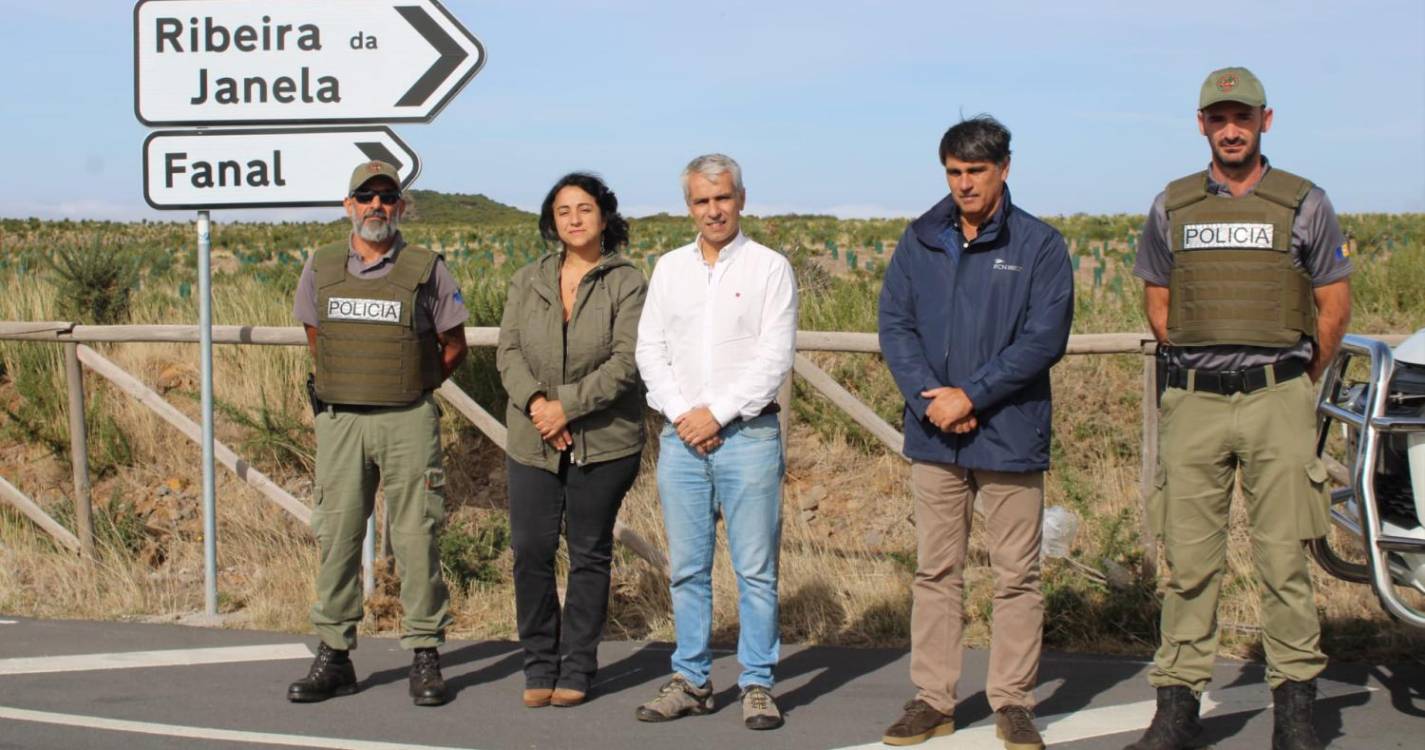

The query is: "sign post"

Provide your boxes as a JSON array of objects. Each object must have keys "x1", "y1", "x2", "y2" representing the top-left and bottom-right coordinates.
[
  {"x1": 134, "y1": 0, "x2": 483, "y2": 616},
  {"x1": 197, "y1": 210, "x2": 217, "y2": 615}
]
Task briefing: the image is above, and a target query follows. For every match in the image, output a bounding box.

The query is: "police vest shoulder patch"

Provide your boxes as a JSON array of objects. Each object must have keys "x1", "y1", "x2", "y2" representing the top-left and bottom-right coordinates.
[
  {"x1": 327, "y1": 297, "x2": 402, "y2": 323},
  {"x1": 1182, "y1": 223, "x2": 1274, "y2": 250}
]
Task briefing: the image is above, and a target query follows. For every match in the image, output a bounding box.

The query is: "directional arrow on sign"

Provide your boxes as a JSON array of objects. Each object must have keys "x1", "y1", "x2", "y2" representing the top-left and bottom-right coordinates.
[
  {"x1": 134, "y1": 0, "x2": 485, "y2": 126},
  {"x1": 143, "y1": 127, "x2": 421, "y2": 210}
]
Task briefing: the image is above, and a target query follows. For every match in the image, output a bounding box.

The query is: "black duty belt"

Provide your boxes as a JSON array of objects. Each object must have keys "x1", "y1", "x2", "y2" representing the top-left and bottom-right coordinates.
[
  {"x1": 729, "y1": 402, "x2": 780, "y2": 424},
  {"x1": 1164, "y1": 358, "x2": 1307, "y2": 396},
  {"x1": 327, "y1": 391, "x2": 432, "y2": 414},
  {"x1": 329, "y1": 403, "x2": 387, "y2": 413}
]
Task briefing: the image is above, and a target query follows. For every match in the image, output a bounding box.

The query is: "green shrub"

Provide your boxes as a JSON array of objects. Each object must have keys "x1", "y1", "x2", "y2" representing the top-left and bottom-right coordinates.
[
  {"x1": 439, "y1": 513, "x2": 510, "y2": 587},
  {"x1": 47, "y1": 235, "x2": 144, "y2": 324}
]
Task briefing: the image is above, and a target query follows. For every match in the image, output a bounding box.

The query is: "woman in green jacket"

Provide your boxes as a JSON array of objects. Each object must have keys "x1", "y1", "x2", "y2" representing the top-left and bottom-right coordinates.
[{"x1": 496, "y1": 173, "x2": 647, "y2": 709}]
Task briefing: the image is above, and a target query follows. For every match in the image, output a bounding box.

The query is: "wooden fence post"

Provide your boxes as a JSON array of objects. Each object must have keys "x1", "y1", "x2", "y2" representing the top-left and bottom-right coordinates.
[
  {"x1": 63, "y1": 343, "x2": 94, "y2": 559},
  {"x1": 1138, "y1": 345, "x2": 1159, "y2": 581},
  {"x1": 777, "y1": 373, "x2": 793, "y2": 438}
]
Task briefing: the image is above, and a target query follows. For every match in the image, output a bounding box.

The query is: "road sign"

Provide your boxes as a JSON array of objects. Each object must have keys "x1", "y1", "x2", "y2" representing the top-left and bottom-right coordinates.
[
  {"x1": 143, "y1": 127, "x2": 420, "y2": 210},
  {"x1": 134, "y1": 0, "x2": 484, "y2": 126}
]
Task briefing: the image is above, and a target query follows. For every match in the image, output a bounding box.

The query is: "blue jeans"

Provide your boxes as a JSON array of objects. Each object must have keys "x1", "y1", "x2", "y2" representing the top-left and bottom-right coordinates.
[{"x1": 658, "y1": 414, "x2": 784, "y2": 689}]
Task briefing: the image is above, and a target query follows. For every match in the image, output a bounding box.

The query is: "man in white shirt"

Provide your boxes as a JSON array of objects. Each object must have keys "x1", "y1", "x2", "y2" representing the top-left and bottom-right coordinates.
[{"x1": 634, "y1": 154, "x2": 798, "y2": 731}]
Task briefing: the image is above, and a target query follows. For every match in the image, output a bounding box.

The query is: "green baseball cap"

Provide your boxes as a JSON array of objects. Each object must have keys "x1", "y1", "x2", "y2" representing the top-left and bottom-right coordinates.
[
  {"x1": 1199, "y1": 66, "x2": 1267, "y2": 109},
  {"x1": 347, "y1": 160, "x2": 401, "y2": 195}
]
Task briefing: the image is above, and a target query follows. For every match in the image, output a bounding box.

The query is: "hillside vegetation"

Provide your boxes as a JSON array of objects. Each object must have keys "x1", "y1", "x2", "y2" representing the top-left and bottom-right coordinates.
[{"x1": 403, "y1": 190, "x2": 534, "y2": 225}]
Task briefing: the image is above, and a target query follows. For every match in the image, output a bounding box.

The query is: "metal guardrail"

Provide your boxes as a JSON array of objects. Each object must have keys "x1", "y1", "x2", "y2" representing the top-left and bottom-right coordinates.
[{"x1": 1311, "y1": 334, "x2": 1425, "y2": 630}]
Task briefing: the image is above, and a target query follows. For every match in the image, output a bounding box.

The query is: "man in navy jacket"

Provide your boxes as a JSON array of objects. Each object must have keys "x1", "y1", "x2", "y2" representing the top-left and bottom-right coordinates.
[{"x1": 877, "y1": 116, "x2": 1074, "y2": 749}]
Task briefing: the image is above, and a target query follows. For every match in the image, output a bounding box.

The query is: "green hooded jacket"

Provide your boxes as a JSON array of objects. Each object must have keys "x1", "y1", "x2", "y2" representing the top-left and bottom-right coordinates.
[{"x1": 497, "y1": 251, "x2": 647, "y2": 472}]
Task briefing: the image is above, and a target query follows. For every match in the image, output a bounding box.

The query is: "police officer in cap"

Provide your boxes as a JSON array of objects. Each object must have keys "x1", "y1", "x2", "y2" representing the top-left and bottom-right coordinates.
[
  {"x1": 286, "y1": 160, "x2": 469, "y2": 707},
  {"x1": 1126, "y1": 68, "x2": 1351, "y2": 750}
]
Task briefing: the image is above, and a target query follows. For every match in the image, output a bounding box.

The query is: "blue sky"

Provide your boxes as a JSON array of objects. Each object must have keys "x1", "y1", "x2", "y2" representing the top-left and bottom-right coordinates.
[{"x1": 5, "y1": 0, "x2": 1423, "y2": 222}]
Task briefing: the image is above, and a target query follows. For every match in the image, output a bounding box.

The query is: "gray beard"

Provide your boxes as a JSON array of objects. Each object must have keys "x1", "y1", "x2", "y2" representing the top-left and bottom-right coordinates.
[{"x1": 352, "y1": 214, "x2": 397, "y2": 243}]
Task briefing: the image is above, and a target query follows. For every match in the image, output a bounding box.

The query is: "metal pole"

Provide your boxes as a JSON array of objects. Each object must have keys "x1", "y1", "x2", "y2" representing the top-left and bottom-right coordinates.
[
  {"x1": 63, "y1": 343, "x2": 94, "y2": 559},
  {"x1": 197, "y1": 211, "x2": 218, "y2": 616},
  {"x1": 379, "y1": 496, "x2": 393, "y2": 560},
  {"x1": 362, "y1": 515, "x2": 376, "y2": 596}
]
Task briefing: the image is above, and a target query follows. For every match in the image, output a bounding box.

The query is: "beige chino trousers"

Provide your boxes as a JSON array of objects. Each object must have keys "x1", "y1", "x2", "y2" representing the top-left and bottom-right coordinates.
[{"x1": 910, "y1": 461, "x2": 1045, "y2": 714}]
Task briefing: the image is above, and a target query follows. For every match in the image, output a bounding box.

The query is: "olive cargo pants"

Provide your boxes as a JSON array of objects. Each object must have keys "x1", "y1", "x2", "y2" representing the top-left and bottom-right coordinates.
[
  {"x1": 1149, "y1": 373, "x2": 1330, "y2": 691},
  {"x1": 310, "y1": 393, "x2": 452, "y2": 650},
  {"x1": 909, "y1": 461, "x2": 1045, "y2": 713}
]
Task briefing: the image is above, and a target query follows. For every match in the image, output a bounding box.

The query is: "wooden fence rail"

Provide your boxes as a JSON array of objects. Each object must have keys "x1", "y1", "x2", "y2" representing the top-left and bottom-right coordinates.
[
  {"x1": 75, "y1": 344, "x2": 312, "y2": 526},
  {"x1": 0, "y1": 322, "x2": 1409, "y2": 587},
  {"x1": 0, "y1": 323, "x2": 1168, "y2": 354}
]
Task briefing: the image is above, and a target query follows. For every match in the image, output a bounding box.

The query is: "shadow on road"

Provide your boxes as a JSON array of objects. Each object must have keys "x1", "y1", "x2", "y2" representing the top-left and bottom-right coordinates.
[{"x1": 588, "y1": 642, "x2": 676, "y2": 703}]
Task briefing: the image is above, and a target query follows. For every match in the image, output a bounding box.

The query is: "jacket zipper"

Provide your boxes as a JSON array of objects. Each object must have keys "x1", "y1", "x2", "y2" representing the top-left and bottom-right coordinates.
[
  {"x1": 944, "y1": 231, "x2": 976, "y2": 462},
  {"x1": 568, "y1": 265, "x2": 609, "y2": 467}
]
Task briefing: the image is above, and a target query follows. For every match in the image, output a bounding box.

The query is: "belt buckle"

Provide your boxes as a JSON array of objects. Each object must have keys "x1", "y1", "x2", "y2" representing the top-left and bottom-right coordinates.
[{"x1": 1219, "y1": 370, "x2": 1245, "y2": 394}]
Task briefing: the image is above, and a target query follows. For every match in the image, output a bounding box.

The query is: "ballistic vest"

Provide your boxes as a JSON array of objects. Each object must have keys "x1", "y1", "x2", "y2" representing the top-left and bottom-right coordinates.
[
  {"x1": 1164, "y1": 168, "x2": 1317, "y2": 348},
  {"x1": 313, "y1": 241, "x2": 443, "y2": 406}
]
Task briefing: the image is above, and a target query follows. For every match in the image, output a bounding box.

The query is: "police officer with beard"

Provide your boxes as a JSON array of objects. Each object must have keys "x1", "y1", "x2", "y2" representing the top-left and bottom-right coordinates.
[
  {"x1": 1125, "y1": 68, "x2": 1351, "y2": 750},
  {"x1": 286, "y1": 160, "x2": 469, "y2": 707}
]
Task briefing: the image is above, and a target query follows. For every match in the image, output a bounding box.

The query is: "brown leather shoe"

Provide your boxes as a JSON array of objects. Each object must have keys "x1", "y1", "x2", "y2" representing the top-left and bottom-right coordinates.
[
  {"x1": 883, "y1": 699, "x2": 954, "y2": 746},
  {"x1": 551, "y1": 687, "x2": 586, "y2": 707},
  {"x1": 523, "y1": 688, "x2": 553, "y2": 708},
  {"x1": 995, "y1": 705, "x2": 1045, "y2": 750}
]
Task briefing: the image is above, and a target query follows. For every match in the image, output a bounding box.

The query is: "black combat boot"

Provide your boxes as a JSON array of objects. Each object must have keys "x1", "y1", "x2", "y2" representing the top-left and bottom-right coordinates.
[
  {"x1": 409, "y1": 647, "x2": 448, "y2": 706},
  {"x1": 287, "y1": 642, "x2": 358, "y2": 702},
  {"x1": 1272, "y1": 680, "x2": 1324, "y2": 750},
  {"x1": 1123, "y1": 685, "x2": 1202, "y2": 750}
]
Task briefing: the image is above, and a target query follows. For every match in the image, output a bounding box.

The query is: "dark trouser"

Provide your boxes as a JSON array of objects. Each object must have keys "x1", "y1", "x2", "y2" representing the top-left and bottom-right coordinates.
[{"x1": 507, "y1": 452, "x2": 641, "y2": 692}]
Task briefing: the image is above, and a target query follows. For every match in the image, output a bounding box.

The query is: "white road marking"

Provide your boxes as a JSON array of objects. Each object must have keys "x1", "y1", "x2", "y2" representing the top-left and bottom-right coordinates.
[
  {"x1": 0, "y1": 705, "x2": 478, "y2": 750},
  {"x1": 0, "y1": 643, "x2": 313, "y2": 676},
  {"x1": 831, "y1": 680, "x2": 1377, "y2": 749},
  {"x1": 0, "y1": 620, "x2": 17, "y2": 625}
]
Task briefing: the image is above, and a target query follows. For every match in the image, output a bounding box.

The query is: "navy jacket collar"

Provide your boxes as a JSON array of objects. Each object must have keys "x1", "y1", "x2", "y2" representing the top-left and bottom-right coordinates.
[{"x1": 911, "y1": 185, "x2": 1014, "y2": 252}]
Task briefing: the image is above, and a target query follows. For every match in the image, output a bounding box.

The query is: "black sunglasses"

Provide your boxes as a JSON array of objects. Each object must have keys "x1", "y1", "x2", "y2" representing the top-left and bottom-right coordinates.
[{"x1": 351, "y1": 189, "x2": 401, "y2": 205}]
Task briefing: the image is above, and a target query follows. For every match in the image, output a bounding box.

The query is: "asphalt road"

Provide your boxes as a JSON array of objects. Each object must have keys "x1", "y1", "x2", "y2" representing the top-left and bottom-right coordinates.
[{"x1": 0, "y1": 616, "x2": 1420, "y2": 749}]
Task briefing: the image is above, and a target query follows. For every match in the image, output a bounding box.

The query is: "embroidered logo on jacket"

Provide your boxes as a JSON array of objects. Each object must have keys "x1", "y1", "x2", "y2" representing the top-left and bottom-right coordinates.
[
  {"x1": 326, "y1": 297, "x2": 402, "y2": 323},
  {"x1": 992, "y1": 258, "x2": 1023, "y2": 272},
  {"x1": 1182, "y1": 223, "x2": 1273, "y2": 250}
]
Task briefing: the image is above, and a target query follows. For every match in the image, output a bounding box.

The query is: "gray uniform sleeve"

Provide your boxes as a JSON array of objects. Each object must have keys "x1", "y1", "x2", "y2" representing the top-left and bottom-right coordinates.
[
  {"x1": 292, "y1": 254, "x2": 319, "y2": 327},
  {"x1": 423, "y1": 257, "x2": 470, "y2": 333},
  {"x1": 1132, "y1": 190, "x2": 1173, "y2": 286},
  {"x1": 1294, "y1": 187, "x2": 1352, "y2": 286}
]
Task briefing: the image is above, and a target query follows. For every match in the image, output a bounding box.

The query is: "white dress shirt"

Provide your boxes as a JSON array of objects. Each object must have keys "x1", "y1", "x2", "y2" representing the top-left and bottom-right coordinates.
[{"x1": 636, "y1": 233, "x2": 798, "y2": 426}]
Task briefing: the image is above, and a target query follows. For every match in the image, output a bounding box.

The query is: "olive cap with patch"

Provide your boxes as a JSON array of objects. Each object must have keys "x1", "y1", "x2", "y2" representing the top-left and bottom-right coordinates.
[
  {"x1": 1199, "y1": 66, "x2": 1267, "y2": 109},
  {"x1": 348, "y1": 160, "x2": 401, "y2": 195}
]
